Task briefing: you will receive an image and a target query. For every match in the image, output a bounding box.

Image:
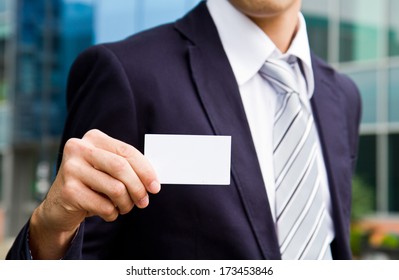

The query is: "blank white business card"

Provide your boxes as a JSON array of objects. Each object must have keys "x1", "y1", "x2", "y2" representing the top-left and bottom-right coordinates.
[{"x1": 144, "y1": 134, "x2": 231, "y2": 185}]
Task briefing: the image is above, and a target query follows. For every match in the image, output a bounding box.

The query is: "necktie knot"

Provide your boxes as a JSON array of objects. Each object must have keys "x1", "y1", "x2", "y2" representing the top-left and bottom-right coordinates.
[{"x1": 259, "y1": 57, "x2": 300, "y2": 95}]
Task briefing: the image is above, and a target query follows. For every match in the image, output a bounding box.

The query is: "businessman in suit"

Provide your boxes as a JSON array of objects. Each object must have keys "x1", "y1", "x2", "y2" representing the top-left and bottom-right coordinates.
[{"x1": 7, "y1": 0, "x2": 361, "y2": 260}]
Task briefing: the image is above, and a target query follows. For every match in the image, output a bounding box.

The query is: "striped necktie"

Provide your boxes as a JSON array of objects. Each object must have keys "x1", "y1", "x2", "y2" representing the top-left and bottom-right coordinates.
[{"x1": 259, "y1": 57, "x2": 332, "y2": 260}]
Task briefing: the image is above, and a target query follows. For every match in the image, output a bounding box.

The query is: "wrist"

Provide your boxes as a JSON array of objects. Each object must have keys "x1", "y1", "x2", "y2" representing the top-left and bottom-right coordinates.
[{"x1": 29, "y1": 203, "x2": 79, "y2": 259}]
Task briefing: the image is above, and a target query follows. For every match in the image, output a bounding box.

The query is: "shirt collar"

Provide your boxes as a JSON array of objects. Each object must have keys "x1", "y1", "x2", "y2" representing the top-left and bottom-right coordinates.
[{"x1": 207, "y1": 0, "x2": 315, "y2": 97}]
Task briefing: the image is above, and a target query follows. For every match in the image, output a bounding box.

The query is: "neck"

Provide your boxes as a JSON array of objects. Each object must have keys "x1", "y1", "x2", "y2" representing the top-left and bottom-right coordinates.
[{"x1": 249, "y1": 2, "x2": 301, "y2": 53}]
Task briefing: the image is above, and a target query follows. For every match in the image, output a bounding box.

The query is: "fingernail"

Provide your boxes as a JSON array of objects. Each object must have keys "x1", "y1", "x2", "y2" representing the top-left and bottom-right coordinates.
[
  {"x1": 148, "y1": 180, "x2": 161, "y2": 194},
  {"x1": 137, "y1": 195, "x2": 149, "y2": 208}
]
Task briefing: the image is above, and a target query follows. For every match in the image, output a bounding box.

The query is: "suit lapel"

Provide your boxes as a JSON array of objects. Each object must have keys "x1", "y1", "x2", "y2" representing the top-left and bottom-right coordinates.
[{"x1": 175, "y1": 3, "x2": 281, "y2": 259}]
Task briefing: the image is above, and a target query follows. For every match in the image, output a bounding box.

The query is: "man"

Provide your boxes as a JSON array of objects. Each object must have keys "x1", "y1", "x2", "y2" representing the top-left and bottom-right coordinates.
[{"x1": 7, "y1": 0, "x2": 361, "y2": 260}]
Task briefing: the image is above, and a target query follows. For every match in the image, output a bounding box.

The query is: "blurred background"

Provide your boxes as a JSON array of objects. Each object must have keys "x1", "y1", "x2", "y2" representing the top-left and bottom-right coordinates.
[{"x1": 0, "y1": 0, "x2": 398, "y2": 259}]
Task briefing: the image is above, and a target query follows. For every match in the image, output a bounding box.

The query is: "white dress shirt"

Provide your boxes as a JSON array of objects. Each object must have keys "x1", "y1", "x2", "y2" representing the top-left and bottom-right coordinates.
[{"x1": 207, "y1": 0, "x2": 334, "y2": 245}]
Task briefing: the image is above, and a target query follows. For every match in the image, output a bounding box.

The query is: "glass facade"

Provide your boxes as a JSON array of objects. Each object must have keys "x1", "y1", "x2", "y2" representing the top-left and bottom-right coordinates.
[
  {"x1": 389, "y1": 67, "x2": 399, "y2": 123},
  {"x1": 0, "y1": 0, "x2": 10, "y2": 204},
  {"x1": 356, "y1": 135, "x2": 377, "y2": 210},
  {"x1": 14, "y1": 0, "x2": 63, "y2": 141},
  {"x1": 0, "y1": 0, "x2": 10, "y2": 122},
  {"x1": 389, "y1": 0, "x2": 399, "y2": 57},
  {"x1": 0, "y1": 0, "x2": 398, "y2": 252},
  {"x1": 60, "y1": 1, "x2": 93, "y2": 72},
  {"x1": 339, "y1": 0, "x2": 383, "y2": 62},
  {"x1": 348, "y1": 70, "x2": 378, "y2": 124},
  {"x1": 301, "y1": 0, "x2": 329, "y2": 61},
  {"x1": 389, "y1": 134, "x2": 399, "y2": 212},
  {"x1": 94, "y1": 0, "x2": 199, "y2": 44},
  {"x1": 0, "y1": 0, "x2": 11, "y2": 212}
]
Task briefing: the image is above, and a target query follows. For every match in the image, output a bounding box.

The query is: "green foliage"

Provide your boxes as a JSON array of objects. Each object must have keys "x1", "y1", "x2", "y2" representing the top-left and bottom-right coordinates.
[
  {"x1": 350, "y1": 226, "x2": 370, "y2": 257},
  {"x1": 0, "y1": 82, "x2": 7, "y2": 102},
  {"x1": 381, "y1": 234, "x2": 399, "y2": 249},
  {"x1": 351, "y1": 176, "x2": 375, "y2": 221}
]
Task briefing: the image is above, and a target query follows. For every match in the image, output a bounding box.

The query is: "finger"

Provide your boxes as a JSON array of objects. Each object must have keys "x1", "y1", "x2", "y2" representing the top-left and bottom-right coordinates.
[
  {"x1": 77, "y1": 137, "x2": 150, "y2": 208},
  {"x1": 60, "y1": 176, "x2": 119, "y2": 222},
  {"x1": 83, "y1": 129, "x2": 161, "y2": 194},
  {"x1": 73, "y1": 159, "x2": 135, "y2": 214},
  {"x1": 60, "y1": 139, "x2": 136, "y2": 214}
]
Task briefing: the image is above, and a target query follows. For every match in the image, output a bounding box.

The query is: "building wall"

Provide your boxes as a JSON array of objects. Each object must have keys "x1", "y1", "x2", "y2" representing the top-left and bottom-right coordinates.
[{"x1": 0, "y1": 0, "x2": 398, "y2": 238}]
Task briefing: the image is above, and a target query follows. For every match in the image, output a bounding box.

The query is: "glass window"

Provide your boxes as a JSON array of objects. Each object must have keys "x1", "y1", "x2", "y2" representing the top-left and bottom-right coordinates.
[
  {"x1": 17, "y1": 56, "x2": 36, "y2": 96},
  {"x1": 302, "y1": 0, "x2": 329, "y2": 61},
  {"x1": 339, "y1": 0, "x2": 383, "y2": 62},
  {"x1": 0, "y1": 40, "x2": 6, "y2": 102},
  {"x1": 0, "y1": 0, "x2": 6, "y2": 13},
  {"x1": 94, "y1": 0, "x2": 200, "y2": 44},
  {"x1": 95, "y1": 0, "x2": 136, "y2": 43},
  {"x1": 355, "y1": 135, "x2": 377, "y2": 211},
  {"x1": 389, "y1": 0, "x2": 399, "y2": 56},
  {"x1": 0, "y1": 22, "x2": 11, "y2": 38},
  {"x1": 389, "y1": 67, "x2": 399, "y2": 123},
  {"x1": 389, "y1": 134, "x2": 399, "y2": 211},
  {"x1": 60, "y1": 0, "x2": 94, "y2": 87},
  {"x1": 0, "y1": 104, "x2": 9, "y2": 146},
  {"x1": 139, "y1": 0, "x2": 191, "y2": 31},
  {"x1": 347, "y1": 70, "x2": 377, "y2": 124}
]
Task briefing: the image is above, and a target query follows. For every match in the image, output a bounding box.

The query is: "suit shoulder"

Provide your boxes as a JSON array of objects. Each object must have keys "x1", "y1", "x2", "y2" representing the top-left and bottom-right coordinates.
[
  {"x1": 103, "y1": 23, "x2": 185, "y2": 59},
  {"x1": 311, "y1": 54, "x2": 360, "y2": 100},
  {"x1": 311, "y1": 54, "x2": 362, "y2": 130},
  {"x1": 78, "y1": 23, "x2": 187, "y2": 75},
  {"x1": 68, "y1": 21, "x2": 188, "y2": 82}
]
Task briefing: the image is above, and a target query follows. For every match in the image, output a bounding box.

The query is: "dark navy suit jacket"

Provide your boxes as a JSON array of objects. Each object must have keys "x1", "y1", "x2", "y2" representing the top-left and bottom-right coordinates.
[{"x1": 7, "y1": 2, "x2": 361, "y2": 260}]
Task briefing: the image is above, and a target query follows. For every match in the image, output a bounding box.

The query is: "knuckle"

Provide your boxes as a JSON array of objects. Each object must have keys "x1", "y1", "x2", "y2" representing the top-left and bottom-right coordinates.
[
  {"x1": 100, "y1": 204, "x2": 117, "y2": 220},
  {"x1": 139, "y1": 167, "x2": 155, "y2": 185},
  {"x1": 61, "y1": 180, "x2": 79, "y2": 201},
  {"x1": 63, "y1": 138, "x2": 81, "y2": 155},
  {"x1": 83, "y1": 129, "x2": 102, "y2": 140},
  {"x1": 108, "y1": 181, "x2": 126, "y2": 199},
  {"x1": 61, "y1": 158, "x2": 79, "y2": 177},
  {"x1": 119, "y1": 203, "x2": 134, "y2": 215},
  {"x1": 109, "y1": 157, "x2": 129, "y2": 174},
  {"x1": 130, "y1": 186, "x2": 147, "y2": 203},
  {"x1": 116, "y1": 143, "x2": 134, "y2": 158},
  {"x1": 103, "y1": 213, "x2": 118, "y2": 222}
]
